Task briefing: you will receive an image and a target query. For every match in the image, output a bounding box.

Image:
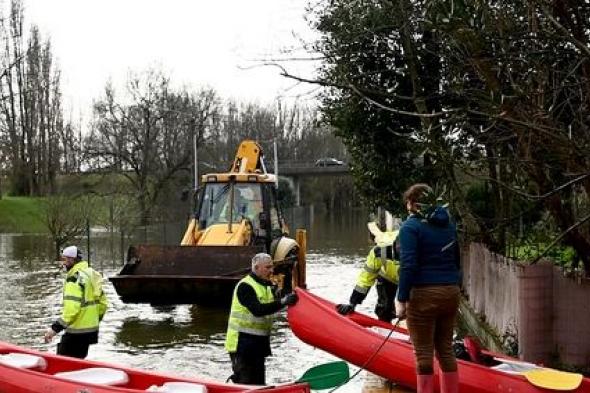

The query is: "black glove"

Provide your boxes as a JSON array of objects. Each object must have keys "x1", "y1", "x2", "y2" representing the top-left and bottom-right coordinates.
[
  {"x1": 336, "y1": 303, "x2": 355, "y2": 315},
  {"x1": 281, "y1": 293, "x2": 298, "y2": 306}
]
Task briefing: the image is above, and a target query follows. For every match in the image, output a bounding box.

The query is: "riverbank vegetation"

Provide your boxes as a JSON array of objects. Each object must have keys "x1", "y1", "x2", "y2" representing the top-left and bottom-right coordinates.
[{"x1": 302, "y1": 0, "x2": 590, "y2": 276}]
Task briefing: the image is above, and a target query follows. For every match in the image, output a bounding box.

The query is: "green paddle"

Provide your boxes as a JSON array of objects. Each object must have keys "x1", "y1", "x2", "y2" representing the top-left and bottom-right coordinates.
[
  {"x1": 296, "y1": 361, "x2": 350, "y2": 390},
  {"x1": 244, "y1": 361, "x2": 350, "y2": 391}
]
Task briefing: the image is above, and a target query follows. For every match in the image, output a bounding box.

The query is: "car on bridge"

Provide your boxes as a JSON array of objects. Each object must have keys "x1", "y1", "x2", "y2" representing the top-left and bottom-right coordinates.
[{"x1": 315, "y1": 157, "x2": 345, "y2": 167}]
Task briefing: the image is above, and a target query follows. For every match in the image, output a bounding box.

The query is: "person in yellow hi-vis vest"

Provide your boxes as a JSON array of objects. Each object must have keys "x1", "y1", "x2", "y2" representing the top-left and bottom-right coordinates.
[
  {"x1": 44, "y1": 246, "x2": 108, "y2": 359},
  {"x1": 336, "y1": 223, "x2": 400, "y2": 322},
  {"x1": 225, "y1": 253, "x2": 298, "y2": 385}
]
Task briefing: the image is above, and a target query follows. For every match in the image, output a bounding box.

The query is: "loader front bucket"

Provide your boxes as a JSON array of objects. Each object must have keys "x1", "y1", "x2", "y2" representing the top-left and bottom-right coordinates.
[{"x1": 109, "y1": 244, "x2": 263, "y2": 306}]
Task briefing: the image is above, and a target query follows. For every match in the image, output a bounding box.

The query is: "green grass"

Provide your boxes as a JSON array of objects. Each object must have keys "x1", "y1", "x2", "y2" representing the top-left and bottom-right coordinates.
[{"x1": 0, "y1": 196, "x2": 48, "y2": 233}]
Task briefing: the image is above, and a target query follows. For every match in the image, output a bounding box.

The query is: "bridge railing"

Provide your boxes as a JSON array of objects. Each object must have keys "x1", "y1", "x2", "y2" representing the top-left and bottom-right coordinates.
[
  {"x1": 266, "y1": 160, "x2": 321, "y2": 168},
  {"x1": 201, "y1": 159, "x2": 348, "y2": 171}
]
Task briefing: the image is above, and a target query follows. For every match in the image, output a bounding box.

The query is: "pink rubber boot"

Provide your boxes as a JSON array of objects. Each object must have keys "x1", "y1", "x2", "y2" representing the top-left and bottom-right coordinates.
[
  {"x1": 416, "y1": 374, "x2": 434, "y2": 393},
  {"x1": 440, "y1": 372, "x2": 459, "y2": 393}
]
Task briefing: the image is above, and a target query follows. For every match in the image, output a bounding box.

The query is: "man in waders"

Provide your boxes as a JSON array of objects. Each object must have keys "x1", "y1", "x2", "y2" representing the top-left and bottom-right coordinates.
[
  {"x1": 336, "y1": 222, "x2": 400, "y2": 322},
  {"x1": 44, "y1": 246, "x2": 108, "y2": 358},
  {"x1": 225, "y1": 253, "x2": 298, "y2": 385}
]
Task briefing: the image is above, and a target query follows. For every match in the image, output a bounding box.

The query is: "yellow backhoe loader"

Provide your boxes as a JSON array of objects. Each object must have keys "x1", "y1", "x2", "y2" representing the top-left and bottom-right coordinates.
[{"x1": 110, "y1": 140, "x2": 306, "y2": 306}]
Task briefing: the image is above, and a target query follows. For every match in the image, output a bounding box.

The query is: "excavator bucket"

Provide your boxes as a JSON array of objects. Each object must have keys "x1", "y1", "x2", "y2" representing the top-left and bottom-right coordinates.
[{"x1": 110, "y1": 244, "x2": 263, "y2": 306}]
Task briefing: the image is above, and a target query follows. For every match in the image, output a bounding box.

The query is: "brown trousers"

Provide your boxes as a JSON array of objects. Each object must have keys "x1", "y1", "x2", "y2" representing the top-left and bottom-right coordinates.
[{"x1": 406, "y1": 285, "x2": 460, "y2": 375}]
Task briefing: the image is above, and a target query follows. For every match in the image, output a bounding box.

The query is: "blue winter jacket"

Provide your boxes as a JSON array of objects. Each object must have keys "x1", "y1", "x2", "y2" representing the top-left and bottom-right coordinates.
[{"x1": 397, "y1": 206, "x2": 461, "y2": 302}]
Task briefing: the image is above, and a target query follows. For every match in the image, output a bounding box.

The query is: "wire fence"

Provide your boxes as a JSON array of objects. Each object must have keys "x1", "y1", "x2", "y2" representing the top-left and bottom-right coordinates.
[{"x1": 81, "y1": 212, "x2": 192, "y2": 269}]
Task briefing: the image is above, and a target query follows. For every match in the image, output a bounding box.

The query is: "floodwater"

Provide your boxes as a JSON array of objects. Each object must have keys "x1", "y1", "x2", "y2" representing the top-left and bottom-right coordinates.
[{"x1": 0, "y1": 208, "x2": 411, "y2": 392}]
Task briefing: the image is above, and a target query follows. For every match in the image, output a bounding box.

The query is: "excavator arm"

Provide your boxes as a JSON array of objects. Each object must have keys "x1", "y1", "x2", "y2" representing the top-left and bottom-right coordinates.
[{"x1": 230, "y1": 140, "x2": 265, "y2": 173}]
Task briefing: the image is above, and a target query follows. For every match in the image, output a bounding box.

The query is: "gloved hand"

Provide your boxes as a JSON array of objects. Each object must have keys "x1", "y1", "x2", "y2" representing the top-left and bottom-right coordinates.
[
  {"x1": 336, "y1": 303, "x2": 355, "y2": 315},
  {"x1": 281, "y1": 293, "x2": 298, "y2": 306}
]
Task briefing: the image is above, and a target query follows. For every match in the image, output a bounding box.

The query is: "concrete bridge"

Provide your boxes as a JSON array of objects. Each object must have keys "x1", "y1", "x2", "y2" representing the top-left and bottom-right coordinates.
[
  {"x1": 267, "y1": 160, "x2": 351, "y2": 206},
  {"x1": 200, "y1": 159, "x2": 351, "y2": 206},
  {"x1": 202, "y1": 159, "x2": 350, "y2": 176},
  {"x1": 270, "y1": 160, "x2": 350, "y2": 176}
]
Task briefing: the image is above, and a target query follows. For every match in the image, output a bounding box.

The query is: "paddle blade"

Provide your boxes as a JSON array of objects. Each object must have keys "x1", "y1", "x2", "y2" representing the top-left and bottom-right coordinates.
[
  {"x1": 297, "y1": 361, "x2": 350, "y2": 390},
  {"x1": 523, "y1": 368, "x2": 583, "y2": 391}
]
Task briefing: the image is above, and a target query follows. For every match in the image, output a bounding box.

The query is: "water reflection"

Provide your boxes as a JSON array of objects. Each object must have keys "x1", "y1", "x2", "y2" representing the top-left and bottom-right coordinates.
[
  {"x1": 286, "y1": 207, "x2": 369, "y2": 256},
  {"x1": 0, "y1": 233, "x2": 54, "y2": 262},
  {"x1": 116, "y1": 305, "x2": 229, "y2": 348}
]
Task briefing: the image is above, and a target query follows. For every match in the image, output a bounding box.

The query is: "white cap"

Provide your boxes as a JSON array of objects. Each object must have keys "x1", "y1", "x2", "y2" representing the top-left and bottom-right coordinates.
[{"x1": 62, "y1": 246, "x2": 78, "y2": 258}]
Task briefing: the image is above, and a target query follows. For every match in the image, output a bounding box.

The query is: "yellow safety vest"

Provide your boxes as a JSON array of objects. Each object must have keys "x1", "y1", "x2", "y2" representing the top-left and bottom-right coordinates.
[
  {"x1": 354, "y1": 246, "x2": 400, "y2": 295},
  {"x1": 58, "y1": 261, "x2": 108, "y2": 334},
  {"x1": 225, "y1": 275, "x2": 275, "y2": 353}
]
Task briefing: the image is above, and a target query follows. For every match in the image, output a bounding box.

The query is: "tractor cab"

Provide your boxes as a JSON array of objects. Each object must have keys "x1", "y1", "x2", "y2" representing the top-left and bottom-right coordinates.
[{"x1": 196, "y1": 181, "x2": 284, "y2": 249}]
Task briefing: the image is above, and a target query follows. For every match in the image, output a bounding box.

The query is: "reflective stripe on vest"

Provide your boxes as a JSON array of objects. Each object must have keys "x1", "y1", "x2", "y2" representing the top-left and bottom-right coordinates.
[
  {"x1": 378, "y1": 246, "x2": 387, "y2": 264},
  {"x1": 356, "y1": 248, "x2": 400, "y2": 291},
  {"x1": 225, "y1": 275, "x2": 275, "y2": 352}
]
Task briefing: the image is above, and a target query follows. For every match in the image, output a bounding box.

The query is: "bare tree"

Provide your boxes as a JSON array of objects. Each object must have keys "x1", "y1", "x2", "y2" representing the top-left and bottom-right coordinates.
[
  {"x1": 43, "y1": 194, "x2": 91, "y2": 259},
  {"x1": 0, "y1": 0, "x2": 67, "y2": 196},
  {"x1": 85, "y1": 69, "x2": 222, "y2": 224}
]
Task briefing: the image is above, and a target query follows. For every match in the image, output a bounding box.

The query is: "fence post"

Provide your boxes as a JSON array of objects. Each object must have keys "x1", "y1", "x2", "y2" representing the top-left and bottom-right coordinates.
[
  {"x1": 120, "y1": 230, "x2": 125, "y2": 265},
  {"x1": 110, "y1": 195, "x2": 114, "y2": 266},
  {"x1": 86, "y1": 219, "x2": 91, "y2": 265},
  {"x1": 517, "y1": 262, "x2": 554, "y2": 363}
]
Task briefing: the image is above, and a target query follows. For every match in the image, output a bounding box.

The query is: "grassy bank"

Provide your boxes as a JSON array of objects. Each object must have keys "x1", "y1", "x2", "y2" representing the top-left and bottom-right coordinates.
[{"x1": 0, "y1": 196, "x2": 47, "y2": 233}]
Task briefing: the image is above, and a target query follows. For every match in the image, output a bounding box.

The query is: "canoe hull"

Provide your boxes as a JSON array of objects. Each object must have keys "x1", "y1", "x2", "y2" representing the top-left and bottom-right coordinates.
[
  {"x1": 287, "y1": 289, "x2": 590, "y2": 393},
  {"x1": 0, "y1": 341, "x2": 310, "y2": 393}
]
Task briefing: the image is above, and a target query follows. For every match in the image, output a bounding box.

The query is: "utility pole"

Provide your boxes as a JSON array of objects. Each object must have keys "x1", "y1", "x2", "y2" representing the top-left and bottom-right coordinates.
[
  {"x1": 198, "y1": 119, "x2": 199, "y2": 192},
  {"x1": 273, "y1": 139, "x2": 279, "y2": 189}
]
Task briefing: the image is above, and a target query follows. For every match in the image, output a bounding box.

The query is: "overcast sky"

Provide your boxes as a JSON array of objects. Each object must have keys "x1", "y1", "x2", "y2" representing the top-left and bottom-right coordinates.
[{"x1": 24, "y1": 0, "x2": 319, "y2": 114}]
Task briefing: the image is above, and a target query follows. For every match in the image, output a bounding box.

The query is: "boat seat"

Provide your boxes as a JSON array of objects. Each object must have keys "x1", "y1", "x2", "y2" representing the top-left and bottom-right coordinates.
[
  {"x1": 371, "y1": 326, "x2": 411, "y2": 342},
  {"x1": 54, "y1": 367, "x2": 129, "y2": 386},
  {"x1": 0, "y1": 352, "x2": 47, "y2": 370},
  {"x1": 491, "y1": 358, "x2": 541, "y2": 375},
  {"x1": 146, "y1": 382, "x2": 209, "y2": 393},
  {"x1": 492, "y1": 363, "x2": 528, "y2": 375}
]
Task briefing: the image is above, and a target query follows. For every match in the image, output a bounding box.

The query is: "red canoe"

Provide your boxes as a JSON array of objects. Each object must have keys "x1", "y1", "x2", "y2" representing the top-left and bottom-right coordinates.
[
  {"x1": 288, "y1": 288, "x2": 590, "y2": 392},
  {"x1": 0, "y1": 341, "x2": 310, "y2": 393}
]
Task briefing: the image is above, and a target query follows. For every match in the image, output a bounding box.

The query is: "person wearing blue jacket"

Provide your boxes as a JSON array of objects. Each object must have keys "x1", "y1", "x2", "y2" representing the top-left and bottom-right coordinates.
[{"x1": 395, "y1": 184, "x2": 461, "y2": 393}]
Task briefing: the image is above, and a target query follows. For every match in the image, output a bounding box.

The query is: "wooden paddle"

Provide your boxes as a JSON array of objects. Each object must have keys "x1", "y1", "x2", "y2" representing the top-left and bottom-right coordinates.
[{"x1": 522, "y1": 368, "x2": 583, "y2": 391}]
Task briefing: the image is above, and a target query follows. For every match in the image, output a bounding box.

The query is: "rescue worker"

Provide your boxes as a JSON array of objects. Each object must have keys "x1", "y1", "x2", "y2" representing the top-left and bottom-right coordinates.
[
  {"x1": 225, "y1": 253, "x2": 298, "y2": 385},
  {"x1": 336, "y1": 223, "x2": 400, "y2": 322},
  {"x1": 44, "y1": 246, "x2": 108, "y2": 359}
]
